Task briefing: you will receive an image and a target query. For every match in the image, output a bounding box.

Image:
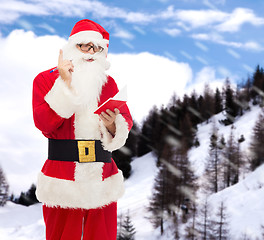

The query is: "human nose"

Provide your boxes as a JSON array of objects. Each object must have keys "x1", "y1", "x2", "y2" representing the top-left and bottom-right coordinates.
[{"x1": 87, "y1": 47, "x2": 95, "y2": 54}]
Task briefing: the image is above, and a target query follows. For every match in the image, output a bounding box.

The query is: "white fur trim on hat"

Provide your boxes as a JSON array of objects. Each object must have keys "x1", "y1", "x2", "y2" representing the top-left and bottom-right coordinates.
[
  {"x1": 36, "y1": 162, "x2": 125, "y2": 209},
  {"x1": 44, "y1": 77, "x2": 77, "y2": 119},
  {"x1": 100, "y1": 114, "x2": 129, "y2": 152},
  {"x1": 69, "y1": 30, "x2": 109, "y2": 48}
]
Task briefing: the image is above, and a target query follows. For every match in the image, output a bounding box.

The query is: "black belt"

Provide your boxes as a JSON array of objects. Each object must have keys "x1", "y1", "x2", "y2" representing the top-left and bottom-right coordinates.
[{"x1": 48, "y1": 139, "x2": 112, "y2": 163}]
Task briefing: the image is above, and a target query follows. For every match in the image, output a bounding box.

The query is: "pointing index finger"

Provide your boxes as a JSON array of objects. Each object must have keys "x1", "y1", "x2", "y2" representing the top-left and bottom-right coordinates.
[{"x1": 58, "y1": 49, "x2": 63, "y2": 64}]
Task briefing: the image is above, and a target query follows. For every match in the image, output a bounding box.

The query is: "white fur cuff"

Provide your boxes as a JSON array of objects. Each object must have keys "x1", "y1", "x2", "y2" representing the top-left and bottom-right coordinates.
[
  {"x1": 45, "y1": 77, "x2": 77, "y2": 118},
  {"x1": 100, "y1": 114, "x2": 129, "y2": 152}
]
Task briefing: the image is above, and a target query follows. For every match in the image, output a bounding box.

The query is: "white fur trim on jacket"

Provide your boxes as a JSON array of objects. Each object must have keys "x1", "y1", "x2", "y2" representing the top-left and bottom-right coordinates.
[
  {"x1": 44, "y1": 77, "x2": 77, "y2": 119},
  {"x1": 36, "y1": 162, "x2": 125, "y2": 209},
  {"x1": 100, "y1": 114, "x2": 129, "y2": 152}
]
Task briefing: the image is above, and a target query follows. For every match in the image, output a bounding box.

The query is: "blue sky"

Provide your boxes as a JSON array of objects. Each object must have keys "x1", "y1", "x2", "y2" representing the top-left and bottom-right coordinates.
[{"x1": 1, "y1": 0, "x2": 264, "y2": 86}]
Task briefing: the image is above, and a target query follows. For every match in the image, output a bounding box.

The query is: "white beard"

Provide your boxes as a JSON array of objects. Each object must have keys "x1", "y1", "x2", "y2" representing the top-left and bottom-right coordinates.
[{"x1": 62, "y1": 43, "x2": 110, "y2": 107}]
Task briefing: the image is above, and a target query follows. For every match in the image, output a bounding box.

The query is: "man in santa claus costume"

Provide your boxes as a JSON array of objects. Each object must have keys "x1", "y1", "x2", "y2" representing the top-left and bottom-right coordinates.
[{"x1": 32, "y1": 19, "x2": 133, "y2": 240}]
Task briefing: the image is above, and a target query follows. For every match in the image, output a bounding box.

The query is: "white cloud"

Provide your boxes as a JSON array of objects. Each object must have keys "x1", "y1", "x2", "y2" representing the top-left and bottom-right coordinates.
[
  {"x1": 0, "y1": 29, "x2": 195, "y2": 124},
  {"x1": 217, "y1": 66, "x2": 232, "y2": 78},
  {"x1": 244, "y1": 41, "x2": 264, "y2": 51},
  {"x1": 0, "y1": 29, "x2": 229, "y2": 193},
  {"x1": 112, "y1": 29, "x2": 134, "y2": 40},
  {"x1": 163, "y1": 28, "x2": 181, "y2": 37},
  {"x1": 18, "y1": 19, "x2": 34, "y2": 31},
  {"x1": 0, "y1": 0, "x2": 49, "y2": 19},
  {"x1": 173, "y1": 8, "x2": 228, "y2": 28},
  {"x1": 1, "y1": 0, "x2": 263, "y2": 50},
  {"x1": 107, "y1": 52, "x2": 193, "y2": 121},
  {"x1": 160, "y1": 6, "x2": 264, "y2": 36},
  {"x1": 191, "y1": 32, "x2": 264, "y2": 51},
  {"x1": 186, "y1": 66, "x2": 225, "y2": 95},
  {"x1": 216, "y1": 8, "x2": 264, "y2": 32},
  {"x1": 0, "y1": 0, "x2": 155, "y2": 24},
  {"x1": 0, "y1": 29, "x2": 66, "y2": 193}
]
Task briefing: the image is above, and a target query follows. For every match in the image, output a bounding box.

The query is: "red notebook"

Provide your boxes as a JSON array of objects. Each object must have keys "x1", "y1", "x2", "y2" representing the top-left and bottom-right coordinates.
[
  {"x1": 94, "y1": 99, "x2": 126, "y2": 114},
  {"x1": 94, "y1": 86, "x2": 127, "y2": 114}
]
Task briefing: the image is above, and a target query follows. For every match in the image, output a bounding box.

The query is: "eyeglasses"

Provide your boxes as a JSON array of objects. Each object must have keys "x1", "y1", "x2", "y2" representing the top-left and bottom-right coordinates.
[{"x1": 77, "y1": 43, "x2": 104, "y2": 53}]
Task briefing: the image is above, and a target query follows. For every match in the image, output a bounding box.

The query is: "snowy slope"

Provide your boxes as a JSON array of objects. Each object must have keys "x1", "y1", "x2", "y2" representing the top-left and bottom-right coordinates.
[
  {"x1": 187, "y1": 104, "x2": 264, "y2": 239},
  {"x1": 0, "y1": 202, "x2": 44, "y2": 240},
  {"x1": 0, "y1": 105, "x2": 264, "y2": 239},
  {"x1": 209, "y1": 164, "x2": 264, "y2": 239},
  {"x1": 118, "y1": 152, "x2": 158, "y2": 239},
  {"x1": 0, "y1": 152, "x2": 158, "y2": 240},
  {"x1": 188, "y1": 105, "x2": 262, "y2": 177}
]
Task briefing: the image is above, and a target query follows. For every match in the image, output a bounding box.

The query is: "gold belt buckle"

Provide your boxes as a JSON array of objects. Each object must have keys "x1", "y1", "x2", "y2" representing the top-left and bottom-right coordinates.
[{"x1": 77, "y1": 141, "x2": 96, "y2": 163}]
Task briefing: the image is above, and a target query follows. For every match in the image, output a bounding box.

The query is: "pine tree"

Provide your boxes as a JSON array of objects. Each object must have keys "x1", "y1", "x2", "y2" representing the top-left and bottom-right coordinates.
[
  {"x1": 201, "y1": 84, "x2": 215, "y2": 122},
  {"x1": 222, "y1": 127, "x2": 246, "y2": 188},
  {"x1": 0, "y1": 165, "x2": 9, "y2": 206},
  {"x1": 16, "y1": 184, "x2": 39, "y2": 206},
  {"x1": 204, "y1": 124, "x2": 225, "y2": 193},
  {"x1": 251, "y1": 65, "x2": 264, "y2": 105},
  {"x1": 195, "y1": 198, "x2": 214, "y2": 240},
  {"x1": 243, "y1": 77, "x2": 252, "y2": 103},
  {"x1": 137, "y1": 106, "x2": 160, "y2": 157},
  {"x1": 149, "y1": 139, "x2": 198, "y2": 236},
  {"x1": 118, "y1": 210, "x2": 136, "y2": 240},
  {"x1": 148, "y1": 144, "x2": 172, "y2": 235},
  {"x1": 222, "y1": 78, "x2": 239, "y2": 125},
  {"x1": 223, "y1": 126, "x2": 238, "y2": 187},
  {"x1": 211, "y1": 201, "x2": 230, "y2": 240},
  {"x1": 214, "y1": 88, "x2": 223, "y2": 114},
  {"x1": 188, "y1": 90, "x2": 203, "y2": 126},
  {"x1": 184, "y1": 203, "x2": 199, "y2": 240},
  {"x1": 178, "y1": 113, "x2": 195, "y2": 150},
  {"x1": 250, "y1": 109, "x2": 264, "y2": 170}
]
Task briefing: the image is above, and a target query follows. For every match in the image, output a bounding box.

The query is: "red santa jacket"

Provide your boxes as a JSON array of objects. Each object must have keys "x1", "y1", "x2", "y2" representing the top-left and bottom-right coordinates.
[{"x1": 33, "y1": 68, "x2": 133, "y2": 209}]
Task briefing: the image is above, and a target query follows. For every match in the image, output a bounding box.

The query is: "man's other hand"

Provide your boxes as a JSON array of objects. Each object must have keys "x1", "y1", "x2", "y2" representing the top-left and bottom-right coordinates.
[{"x1": 100, "y1": 108, "x2": 120, "y2": 136}]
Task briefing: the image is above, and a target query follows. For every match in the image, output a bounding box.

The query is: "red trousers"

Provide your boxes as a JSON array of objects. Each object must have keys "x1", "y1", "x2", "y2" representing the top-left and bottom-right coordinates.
[{"x1": 43, "y1": 202, "x2": 117, "y2": 240}]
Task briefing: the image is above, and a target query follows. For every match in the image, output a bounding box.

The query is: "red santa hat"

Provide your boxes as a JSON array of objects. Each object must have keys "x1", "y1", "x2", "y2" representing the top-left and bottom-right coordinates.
[{"x1": 68, "y1": 19, "x2": 109, "y2": 48}]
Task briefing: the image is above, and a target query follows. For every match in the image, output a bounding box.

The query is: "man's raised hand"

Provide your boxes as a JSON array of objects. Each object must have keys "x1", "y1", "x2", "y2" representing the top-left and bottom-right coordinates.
[{"x1": 58, "y1": 49, "x2": 74, "y2": 88}]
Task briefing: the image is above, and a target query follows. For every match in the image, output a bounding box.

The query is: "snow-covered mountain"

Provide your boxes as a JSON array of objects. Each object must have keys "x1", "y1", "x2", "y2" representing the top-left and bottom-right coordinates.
[{"x1": 0, "y1": 105, "x2": 263, "y2": 239}]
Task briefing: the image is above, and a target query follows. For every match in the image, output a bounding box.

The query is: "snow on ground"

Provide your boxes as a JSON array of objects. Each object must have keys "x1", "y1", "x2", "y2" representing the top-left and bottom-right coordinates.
[
  {"x1": 0, "y1": 152, "x2": 158, "y2": 240},
  {"x1": 0, "y1": 202, "x2": 44, "y2": 240},
  {"x1": 187, "y1": 104, "x2": 264, "y2": 240},
  {"x1": 188, "y1": 105, "x2": 262, "y2": 177},
  {"x1": 0, "y1": 105, "x2": 264, "y2": 239},
  {"x1": 118, "y1": 152, "x2": 158, "y2": 239},
  {"x1": 209, "y1": 164, "x2": 264, "y2": 239}
]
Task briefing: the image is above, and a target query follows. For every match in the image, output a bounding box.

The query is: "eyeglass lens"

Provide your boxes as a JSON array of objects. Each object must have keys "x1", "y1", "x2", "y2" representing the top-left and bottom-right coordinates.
[{"x1": 79, "y1": 44, "x2": 103, "y2": 52}]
